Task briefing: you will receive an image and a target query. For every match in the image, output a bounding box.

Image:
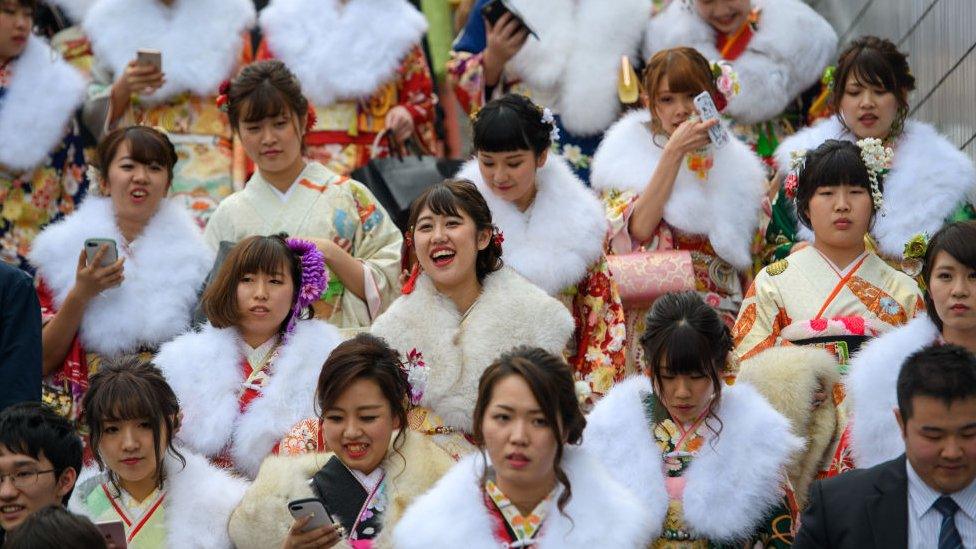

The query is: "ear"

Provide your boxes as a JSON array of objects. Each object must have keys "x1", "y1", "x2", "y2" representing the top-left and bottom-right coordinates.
[
  {"x1": 392, "y1": 413, "x2": 403, "y2": 431},
  {"x1": 173, "y1": 412, "x2": 183, "y2": 436},
  {"x1": 477, "y1": 227, "x2": 492, "y2": 251},
  {"x1": 894, "y1": 407, "x2": 908, "y2": 440},
  {"x1": 56, "y1": 467, "x2": 78, "y2": 499},
  {"x1": 536, "y1": 147, "x2": 549, "y2": 169},
  {"x1": 640, "y1": 92, "x2": 650, "y2": 109}
]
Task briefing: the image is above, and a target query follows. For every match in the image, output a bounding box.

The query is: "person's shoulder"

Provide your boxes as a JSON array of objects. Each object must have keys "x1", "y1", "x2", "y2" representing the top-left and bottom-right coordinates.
[
  {"x1": 0, "y1": 262, "x2": 32, "y2": 285},
  {"x1": 818, "y1": 456, "x2": 904, "y2": 496}
]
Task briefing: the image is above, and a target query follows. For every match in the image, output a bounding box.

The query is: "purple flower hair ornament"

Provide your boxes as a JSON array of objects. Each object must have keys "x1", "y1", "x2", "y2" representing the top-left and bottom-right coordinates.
[{"x1": 285, "y1": 238, "x2": 328, "y2": 334}]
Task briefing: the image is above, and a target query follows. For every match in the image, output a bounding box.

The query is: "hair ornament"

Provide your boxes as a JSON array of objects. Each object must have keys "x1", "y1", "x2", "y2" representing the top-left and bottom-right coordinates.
[
  {"x1": 86, "y1": 165, "x2": 104, "y2": 197},
  {"x1": 710, "y1": 60, "x2": 740, "y2": 112},
  {"x1": 856, "y1": 137, "x2": 893, "y2": 216},
  {"x1": 284, "y1": 238, "x2": 328, "y2": 334},
  {"x1": 783, "y1": 149, "x2": 807, "y2": 199},
  {"x1": 901, "y1": 232, "x2": 929, "y2": 283},
  {"x1": 821, "y1": 65, "x2": 836, "y2": 92},
  {"x1": 492, "y1": 227, "x2": 505, "y2": 249},
  {"x1": 216, "y1": 79, "x2": 231, "y2": 113},
  {"x1": 305, "y1": 103, "x2": 317, "y2": 133},
  {"x1": 540, "y1": 107, "x2": 560, "y2": 143},
  {"x1": 402, "y1": 348, "x2": 428, "y2": 406}
]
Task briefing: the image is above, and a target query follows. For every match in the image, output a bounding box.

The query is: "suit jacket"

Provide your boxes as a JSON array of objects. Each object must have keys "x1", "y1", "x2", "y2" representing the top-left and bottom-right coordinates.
[
  {"x1": 0, "y1": 263, "x2": 41, "y2": 411},
  {"x1": 795, "y1": 455, "x2": 909, "y2": 549}
]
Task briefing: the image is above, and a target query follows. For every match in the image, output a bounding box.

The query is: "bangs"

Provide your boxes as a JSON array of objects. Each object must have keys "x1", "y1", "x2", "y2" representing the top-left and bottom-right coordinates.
[
  {"x1": 801, "y1": 146, "x2": 872, "y2": 192},
  {"x1": 240, "y1": 81, "x2": 290, "y2": 124},
  {"x1": 472, "y1": 107, "x2": 534, "y2": 153},
  {"x1": 233, "y1": 236, "x2": 292, "y2": 278},
  {"x1": 647, "y1": 323, "x2": 714, "y2": 377},
  {"x1": 85, "y1": 375, "x2": 164, "y2": 425},
  {"x1": 649, "y1": 51, "x2": 712, "y2": 98},
  {"x1": 415, "y1": 184, "x2": 464, "y2": 220},
  {"x1": 121, "y1": 129, "x2": 176, "y2": 169},
  {"x1": 848, "y1": 49, "x2": 900, "y2": 93}
]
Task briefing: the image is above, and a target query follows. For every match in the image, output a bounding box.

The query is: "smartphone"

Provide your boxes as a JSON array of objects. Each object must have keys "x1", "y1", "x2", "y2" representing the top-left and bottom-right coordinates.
[
  {"x1": 84, "y1": 238, "x2": 119, "y2": 268},
  {"x1": 136, "y1": 48, "x2": 162, "y2": 71},
  {"x1": 288, "y1": 498, "x2": 335, "y2": 533},
  {"x1": 693, "y1": 91, "x2": 729, "y2": 148},
  {"x1": 96, "y1": 520, "x2": 127, "y2": 549},
  {"x1": 481, "y1": 0, "x2": 538, "y2": 39}
]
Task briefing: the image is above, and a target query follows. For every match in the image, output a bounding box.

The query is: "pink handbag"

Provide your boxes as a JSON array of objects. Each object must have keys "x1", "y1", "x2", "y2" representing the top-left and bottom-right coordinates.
[{"x1": 607, "y1": 250, "x2": 697, "y2": 309}]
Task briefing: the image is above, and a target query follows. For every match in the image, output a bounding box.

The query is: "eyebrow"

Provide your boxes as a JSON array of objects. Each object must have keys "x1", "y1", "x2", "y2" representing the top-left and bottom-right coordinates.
[{"x1": 492, "y1": 404, "x2": 544, "y2": 414}]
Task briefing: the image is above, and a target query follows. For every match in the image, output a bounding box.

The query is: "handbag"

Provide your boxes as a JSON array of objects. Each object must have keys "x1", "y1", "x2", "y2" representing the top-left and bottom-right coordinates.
[
  {"x1": 606, "y1": 250, "x2": 697, "y2": 309},
  {"x1": 351, "y1": 131, "x2": 462, "y2": 232}
]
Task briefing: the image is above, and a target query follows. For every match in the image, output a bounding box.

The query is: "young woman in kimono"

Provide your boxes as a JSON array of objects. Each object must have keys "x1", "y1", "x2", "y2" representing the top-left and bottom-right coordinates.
[
  {"x1": 368, "y1": 180, "x2": 574, "y2": 461},
  {"x1": 584, "y1": 292, "x2": 802, "y2": 547},
  {"x1": 590, "y1": 47, "x2": 766, "y2": 370},
  {"x1": 154, "y1": 234, "x2": 342, "y2": 480},
  {"x1": 29, "y1": 126, "x2": 213, "y2": 429},
  {"x1": 393, "y1": 346, "x2": 653, "y2": 548},
  {"x1": 848, "y1": 221, "x2": 976, "y2": 468},
  {"x1": 0, "y1": 0, "x2": 89, "y2": 270},
  {"x1": 80, "y1": 0, "x2": 256, "y2": 225},
  {"x1": 768, "y1": 36, "x2": 976, "y2": 266},
  {"x1": 447, "y1": 0, "x2": 651, "y2": 181},
  {"x1": 229, "y1": 333, "x2": 455, "y2": 549},
  {"x1": 256, "y1": 0, "x2": 437, "y2": 176},
  {"x1": 456, "y1": 94, "x2": 626, "y2": 404},
  {"x1": 645, "y1": 0, "x2": 837, "y2": 174},
  {"x1": 205, "y1": 60, "x2": 403, "y2": 332},
  {"x1": 69, "y1": 358, "x2": 248, "y2": 548}
]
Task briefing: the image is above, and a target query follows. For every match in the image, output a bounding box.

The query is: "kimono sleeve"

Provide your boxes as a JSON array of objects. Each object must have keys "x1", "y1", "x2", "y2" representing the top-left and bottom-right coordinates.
[
  {"x1": 343, "y1": 181, "x2": 403, "y2": 324},
  {"x1": 733, "y1": 270, "x2": 790, "y2": 361},
  {"x1": 600, "y1": 188, "x2": 644, "y2": 255},
  {"x1": 396, "y1": 45, "x2": 438, "y2": 154},
  {"x1": 571, "y1": 257, "x2": 627, "y2": 405}
]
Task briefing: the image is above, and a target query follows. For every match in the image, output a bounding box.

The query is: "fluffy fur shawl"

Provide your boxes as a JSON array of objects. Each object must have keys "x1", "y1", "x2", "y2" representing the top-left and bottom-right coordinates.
[
  {"x1": 848, "y1": 315, "x2": 939, "y2": 468},
  {"x1": 0, "y1": 35, "x2": 86, "y2": 171},
  {"x1": 590, "y1": 108, "x2": 765, "y2": 271},
  {"x1": 457, "y1": 155, "x2": 607, "y2": 295},
  {"x1": 371, "y1": 267, "x2": 573, "y2": 432},
  {"x1": 28, "y1": 197, "x2": 213, "y2": 357},
  {"x1": 260, "y1": 0, "x2": 427, "y2": 106},
  {"x1": 70, "y1": 449, "x2": 249, "y2": 548},
  {"x1": 228, "y1": 429, "x2": 455, "y2": 549},
  {"x1": 47, "y1": 0, "x2": 94, "y2": 23},
  {"x1": 154, "y1": 319, "x2": 342, "y2": 479},
  {"x1": 83, "y1": 0, "x2": 255, "y2": 102},
  {"x1": 775, "y1": 117, "x2": 976, "y2": 257},
  {"x1": 504, "y1": 0, "x2": 649, "y2": 135},
  {"x1": 645, "y1": 0, "x2": 836, "y2": 124},
  {"x1": 583, "y1": 375, "x2": 801, "y2": 542},
  {"x1": 392, "y1": 446, "x2": 655, "y2": 548}
]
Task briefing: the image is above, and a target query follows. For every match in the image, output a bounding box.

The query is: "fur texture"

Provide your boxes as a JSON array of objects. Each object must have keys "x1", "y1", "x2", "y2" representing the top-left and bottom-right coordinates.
[
  {"x1": 392, "y1": 446, "x2": 655, "y2": 548},
  {"x1": 229, "y1": 429, "x2": 455, "y2": 549},
  {"x1": 848, "y1": 315, "x2": 939, "y2": 468},
  {"x1": 70, "y1": 449, "x2": 249, "y2": 548},
  {"x1": 259, "y1": 0, "x2": 426, "y2": 106},
  {"x1": 83, "y1": 0, "x2": 255, "y2": 103},
  {"x1": 28, "y1": 197, "x2": 212, "y2": 357},
  {"x1": 583, "y1": 375, "x2": 802, "y2": 542},
  {"x1": 503, "y1": 0, "x2": 649, "y2": 135},
  {"x1": 48, "y1": 0, "x2": 95, "y2": 22},
  {"x1": 154, "y1": 319, "x2": 342, "y2": 479},
  {"x1": 590, "y1": 108, "x2": 765, "y2": 270},
  {"x1": 457, "y1": 155, "x2": 607, "y2": 295},
  {"x1": 646, "y1": 0, "x2": 836, "y2": 124},
  {"x1": 371, "y1": 267, "x2": 573, "y2": 431},
  {"x1": 775, "y1": 117, "x2": 976, "y2": 256},
  {"x1": 0, "y1": 35, "x2": 87, "y2": 171},
  {"x1": 738, "y1": 346, "x2": 843, "y2": 508}
]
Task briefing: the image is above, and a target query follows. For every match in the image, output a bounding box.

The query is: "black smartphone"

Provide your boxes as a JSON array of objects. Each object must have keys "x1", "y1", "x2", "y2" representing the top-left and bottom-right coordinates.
[{"x1": 481, "y1": 0, "x2": 538, "y2": 39}]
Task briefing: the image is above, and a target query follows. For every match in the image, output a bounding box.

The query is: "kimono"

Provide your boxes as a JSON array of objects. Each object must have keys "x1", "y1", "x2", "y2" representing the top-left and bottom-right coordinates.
[
  {"x1": 391, "y1": 446, "x2": 654, "y2": 549},
  {"x1": 204, "y1": 161, "x2": 403, "y2": 332},
  {"x1": 456, "y1": 156, "x2": 626, "y2": 403},
  {"x1": 645, "y1": 0, "x2": 837, "y2": 172},
  {"x1": 447, "y1": 0, "x2": 650, "y2": 182},
  {"x1": 591, "y1": 109, "x2": 766, "y2": 370},
  {"x1": 69, "y1": 449, "x2": 248, "y2": 548},
  {"x1": 28, "y1": 197, "x2": 212, "y2": 426},
  {"x1": 0, "y1": 35, "x2": 88, "y2": 271},
  {"x1": 154, "y1": 319, "x2": 342, "y2": 479},
  {"x1": 765, "y1": 116, "x2": 976, "y2": 266},
  {"x1": 229, "y1": 429, "x2": 454, "y2": 549},
  {"x1": 258, "y1": 0, "x2": 436, "y2": 176},
  {"x1": 847, "y1": 315, "x2": 941, "y2": 468},
  {"x1": 371, "y1": 267, "x2": 574, "y2": 459},
  {"x1": 733, "y1": 246, "x2": 923, "y2": 367},
  {"x1": 584, "y1": 375, "x2": 802, "y2": 547},
  {"x1": 81, "y1": 0, "x2": 256, "y2": 226}
]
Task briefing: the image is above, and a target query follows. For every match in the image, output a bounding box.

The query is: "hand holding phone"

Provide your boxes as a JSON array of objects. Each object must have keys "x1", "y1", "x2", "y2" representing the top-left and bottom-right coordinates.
[
  {"x1": 85, "y1": 238, "x2": 119, "y2": 268},
  {"x1": 288, "y1": 498, "x2": 335, "y2": 533},
  {"x1": 96, "y1": 520, "x2": 127, "y2": 549},
  {"x1": 136, "y1": 49, "x2": 162, "y2": 72},
  {"x1": 693, "y1": 91, "x2": 729, "y2": 148},
  {"x1": 284, "y1": 499, "x2": 341, "y2": 549}
]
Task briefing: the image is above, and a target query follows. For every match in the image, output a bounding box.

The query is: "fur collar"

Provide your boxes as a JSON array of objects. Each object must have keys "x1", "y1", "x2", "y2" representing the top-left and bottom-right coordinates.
[
  {"x1": 48, "y1": 0, "x2": 95, "y2": 22},
  {"x1": 83, "y1": 0, "x2": 255, "y2": 103},
  {"x1": 583, "y1": 375, "x2": 801, "y2": 542},
  {"x1": 457, "y1": 156, "x2": 607, "y2": 295},
  {"x1": 848, "y1": 315, "x2": 938, "y2": 468},
  {"x1": 646, "y1": 0, "x2": 836, "y2": 124},
  {"x1": 392, "y1": 446, "x2": 655, "y2": 549},
  {"x1": 590, "y1": 109, "x2": 764, "y2": 270},
  {"x1": 70, "y1": 449, "x2": 249, "y2": 548},
  {"x1": 504, "y1": 0, "x2": 649, "y2": 135},
  {"x1": 775, "y1": 117, "x2": 976, "y2": 257},
  {"x1": 0, "y1": 35, "x2": 86, "y2": 171},
  {"x1": 259, "y1": 0, "x2": 426, "y2": 106},
  {"x1": 371, "y1": 267, "x2": 573, "y2": 431},
  {"x1": 154, "y1": 319, "x2": 342, "y2": 479},
  {"x1": 28, "y1": 197, "x2": 212, "y2": 357}
]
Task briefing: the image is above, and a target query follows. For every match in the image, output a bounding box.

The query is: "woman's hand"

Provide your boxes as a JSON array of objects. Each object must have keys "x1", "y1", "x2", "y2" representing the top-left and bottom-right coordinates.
[
  {"x1": 483, "y1": 12, "x2": 529, "y2": 86},
  {"x1": 112, "y1": 60, "x2": 166, "y2": 97},
  {"x1": 72, "y1": 247, "x2": 125, "y2": 302},
  {"x1": 281, "y1": 516, "x2": 342, "y2": 549},
  {"x1": 662, "y1": 118, "x2": 718, "y2": 160},
  {"x1": 384, "y1": 106, "x2": 415, "y2": 144}
]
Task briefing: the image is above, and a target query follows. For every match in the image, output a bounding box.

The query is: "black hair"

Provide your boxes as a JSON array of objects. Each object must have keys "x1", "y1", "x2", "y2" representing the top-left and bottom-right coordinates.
[
  {"x1": 921, "y1": 221, "x2": 976, "y2": 331},
  {"x1": 472, "y1": 94, "x2": 553, "y2": 156},
  {"x1": 795, "y1": 140, "x2": 879, "y2": 230},
  {"x1": 833, "y1": 35, "x2": 916, "y2": 113},
  {"x1": 2, "y1": 505, "x2": 107, "y2": 549},
  {"x1": 897, "y1": 344, "x2": 976, "y2": 421},
  {"x1": 0, "y1": 403, "x2": 82, "y2": 506}
]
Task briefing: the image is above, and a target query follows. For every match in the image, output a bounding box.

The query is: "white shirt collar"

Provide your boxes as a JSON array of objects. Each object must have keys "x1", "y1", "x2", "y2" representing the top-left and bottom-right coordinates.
[{"x1": 907, "y1": 459, "x2": 976, "y2": 521}]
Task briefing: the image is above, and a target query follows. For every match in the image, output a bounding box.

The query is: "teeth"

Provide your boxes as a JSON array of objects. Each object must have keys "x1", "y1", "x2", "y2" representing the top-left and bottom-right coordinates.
[
  {"x1": 347, "y1": 443, "x2": 368, "y2": 453},
  {"x1": 1, "y1": 505, "x2": 24, "y2": 513},
  {"x1": 432, "y1": 250, "x2": 453, "y2": 259}
]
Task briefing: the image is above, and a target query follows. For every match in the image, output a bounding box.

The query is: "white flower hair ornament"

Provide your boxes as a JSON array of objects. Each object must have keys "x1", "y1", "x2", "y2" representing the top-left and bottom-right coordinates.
[
  {"x1": 540, "y1": 107, "x2": 560, "y2": 143},
  {"x1": 856, "y1": 137, "x2": 894, "y2": 217},
  {"x1": 85, "y1": 165, "x2": 104, "y2": 197},
  {"x1": 783, "y1": 149, "x2": 807, "y2": 200}
]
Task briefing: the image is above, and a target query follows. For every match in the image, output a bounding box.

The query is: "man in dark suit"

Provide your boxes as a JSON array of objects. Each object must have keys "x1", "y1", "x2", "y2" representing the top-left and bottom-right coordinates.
[
  {"x1": 796, "y1": 344, "x2": 976, "y2": 548},
  {"x1": 0, "y1": 262, "x2": 41, "y2": 411}
]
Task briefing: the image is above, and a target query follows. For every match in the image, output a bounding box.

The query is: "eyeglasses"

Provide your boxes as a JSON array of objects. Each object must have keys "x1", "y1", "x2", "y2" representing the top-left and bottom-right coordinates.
[{"x1": 0, "y1": 470, "x2": 56, "y2": 490}]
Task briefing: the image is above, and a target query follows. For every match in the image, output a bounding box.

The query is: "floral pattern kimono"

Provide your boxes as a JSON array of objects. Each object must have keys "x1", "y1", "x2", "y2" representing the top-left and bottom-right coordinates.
[{"x1": 484, "y1": 473, "x2": 555, "y2": 547}]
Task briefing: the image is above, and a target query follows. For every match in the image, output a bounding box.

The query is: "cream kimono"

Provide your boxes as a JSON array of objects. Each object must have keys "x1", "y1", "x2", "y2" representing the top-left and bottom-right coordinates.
[{"x1": 205, "y1": 161, "x2": 402, "y2": 332}]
